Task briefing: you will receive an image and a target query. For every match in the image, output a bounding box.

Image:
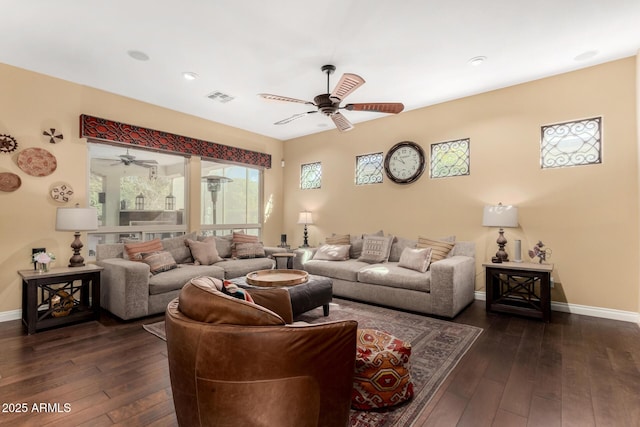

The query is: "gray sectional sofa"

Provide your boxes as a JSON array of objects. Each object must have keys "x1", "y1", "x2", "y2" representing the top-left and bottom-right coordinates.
[
  {"x1": 294, "y1": 235, "x2": 475, "y2": 318},
  {"x1": 95, "y1": 233, "x2": 279, "y2": 320}
]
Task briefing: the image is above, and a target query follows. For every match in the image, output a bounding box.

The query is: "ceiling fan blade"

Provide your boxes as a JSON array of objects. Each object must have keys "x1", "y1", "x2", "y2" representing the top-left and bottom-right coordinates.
[
  {"x1": 344, "y1": 102, "x2": 405, "y2": 114},
  {"x1": 138, "y1": 159, "x2": 159, "y2": 164},
  {"x1": 331, "y1": 112, "x2": 354, "y2": 132},
  {"x1": 259, "y1": 93, "x2": 314, "y2": 105},
  {"x1": 330, "y1": 73, "x2": 365, "y2": 102},
  {"x1": 274, "y1": 111, "x2": 318, "y2": 125}
]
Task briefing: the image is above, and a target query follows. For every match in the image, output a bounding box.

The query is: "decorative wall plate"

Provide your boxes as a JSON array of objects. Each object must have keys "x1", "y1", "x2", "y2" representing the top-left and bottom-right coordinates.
[
  {"x1": 0, "y1": 134, "x2": 18, "y2": 153},
  {"x1": 0, "y1": 172, "x2": 21, "y2": 192},
  {"x1": 50, "y1": 182, "x2": 74, "y2": 202},
  {"x1": 17, "y1": 147, "x2": 57, "y2": 177},
  {"x1": 43, "y1": 128, "x2": 64, "y2": 144}
]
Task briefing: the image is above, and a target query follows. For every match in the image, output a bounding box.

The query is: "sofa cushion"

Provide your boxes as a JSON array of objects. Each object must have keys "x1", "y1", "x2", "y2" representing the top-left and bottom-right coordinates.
[
  {"x1": 141, "y1": 251, "x2": 178, "y2": 275},
  {"x1": 124, "y1": 239, "x2": 163, "y2": 261},
  {"x1": 388, "y1": 237, "x2": 417, "y2": 262},
  {"x1": 236, "y1": 242, "x2": 266, "y2": 259},
  {"x1": 148, "y1": 264, "x2": 225, "y2": 295},
  {"x1": 417, "y1": 237, "x2": 455, "y2": 262},
  {"x1": 313, "y1": 244, "x2": 351, "y2": 261},
  {"x1": 161, "y1": 232, "x2": 196, "y2": 264},
  {"x1": 186, "y1": 237, "x2": 223, "y2": 265},
  {"x1": 358, "y1": 235, "x2": 394, "y2": 264},
  {"x1": 398, "y1": 247, "x2": 432, "y2": 273},
  {"x1": 357, "y1": 262, "x2": 431, "y2": 292},
  {"x1": 304, "y1": 259, "x2": 370, "y2": 282},
  {"x1": 215, "y1": 257, "x2": 275, "y2": 279}
]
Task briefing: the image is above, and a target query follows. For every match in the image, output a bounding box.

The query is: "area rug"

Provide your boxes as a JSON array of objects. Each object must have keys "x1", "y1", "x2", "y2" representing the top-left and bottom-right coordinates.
[{"x1": 144, "y1": 298, "x2": 482, "y2": 427}]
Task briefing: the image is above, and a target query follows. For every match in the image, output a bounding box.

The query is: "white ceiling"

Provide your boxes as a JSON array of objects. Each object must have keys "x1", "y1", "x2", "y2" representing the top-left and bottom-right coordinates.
[{"x1": 2, "y1": 0, "x2": 639, "y2": 141}]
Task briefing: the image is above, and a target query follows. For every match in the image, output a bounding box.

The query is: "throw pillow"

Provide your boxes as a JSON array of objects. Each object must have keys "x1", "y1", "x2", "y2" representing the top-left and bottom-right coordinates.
[
  {"x1": 124, "y1": 238, "x2": 163, "y2": 261},
  {"x1": 313, "y1": 244, "x2": 351, "y2": 261},
  {"x1": 416, "y1": 236, "x2": 455, "y2": 262},
  {"x1": 358, "y1": 235, "x2": 394, "y2": 264},
  {"x1": 186, "y1": 238, "x2": 223, "y2": 265},
  {"x1": 398, "y1": 247, "x2": 432, "y2": 273},
  {"x1": 350, "y1": 235, "x2": 364, "y2": 259},
  {"x1": 388, "y1": 236, "x2": 418, "y2": 262},
  {"x1": 232, "y1": 232, "x2": 259, "y2": 258},
  {"x1": 235, "y1": 242, "x2": 266, "y2": 259},
  {"x1": 326, "y1": 234, "x2": 350, "y2": 245},
  {"x1": 141, "y1": 251, "x2": 178, "y2": 275}
]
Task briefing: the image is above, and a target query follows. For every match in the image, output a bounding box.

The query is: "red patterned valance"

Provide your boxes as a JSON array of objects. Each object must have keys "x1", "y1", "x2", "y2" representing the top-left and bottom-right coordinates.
[{"x1": 79, "y1": 114, "x2": 271, "y2": 168}]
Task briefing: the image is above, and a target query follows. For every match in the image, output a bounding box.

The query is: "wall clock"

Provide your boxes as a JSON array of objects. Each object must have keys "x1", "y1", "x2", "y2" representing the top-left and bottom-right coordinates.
[{"x1": 384, "y1": 141, "x2": 426, "y2": 184}]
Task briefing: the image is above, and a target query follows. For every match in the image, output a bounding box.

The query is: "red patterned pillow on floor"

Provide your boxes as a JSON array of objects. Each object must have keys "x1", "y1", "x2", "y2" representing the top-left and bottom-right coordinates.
[{"x1": 351, "y1": 328, "x2": 414, "y2": 410}]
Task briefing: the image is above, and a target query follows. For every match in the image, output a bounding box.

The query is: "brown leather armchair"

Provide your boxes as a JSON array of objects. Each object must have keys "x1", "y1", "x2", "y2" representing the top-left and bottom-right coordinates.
[{"x1": 166, "y1": 277, "x2": 358, "y2": 427}]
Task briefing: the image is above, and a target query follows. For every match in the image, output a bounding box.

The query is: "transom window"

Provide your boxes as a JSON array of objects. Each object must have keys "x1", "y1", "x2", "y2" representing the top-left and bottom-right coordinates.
[
  {"x1": 430, "y1": 138, "x2": 470, "y2": 178},
  {"x1": 301, "y1": 162, "x2": 322, "y2": 189},
  {"x1": 355, "y1": 153, "x2": 384, "y2": 185},
  {"x1": 541, "y1": 117, "x2": 602, "y2": 169}
]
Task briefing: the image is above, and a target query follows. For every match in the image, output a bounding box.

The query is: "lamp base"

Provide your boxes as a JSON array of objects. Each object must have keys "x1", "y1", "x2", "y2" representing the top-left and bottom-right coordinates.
[{"x1": 68, "y1": 232, "x2": 85, "y2": 268}]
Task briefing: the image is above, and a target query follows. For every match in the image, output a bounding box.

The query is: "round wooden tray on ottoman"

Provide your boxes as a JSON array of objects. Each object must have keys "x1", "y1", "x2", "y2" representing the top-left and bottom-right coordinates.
[{"x1": 245, "y1": 269, "x2": 309, "y2": 287}]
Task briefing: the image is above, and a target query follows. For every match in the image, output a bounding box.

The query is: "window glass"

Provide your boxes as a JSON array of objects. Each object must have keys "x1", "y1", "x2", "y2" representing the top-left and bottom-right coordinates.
[
  {"x1": 88, "y1": 143, "x2": 187, "y2": 253},
  {"x1": 541, "y1": 117, "x2": 602, "y2": 169},
  {"x1": 430, "y1": 138, "x2": 470, "y2": 178},
  {"x1": 355, "y1": 153, "x2": 383, "y2": 185},
  {"x1": 301, "y1": 162, "x2": 322, "y2": 189},
  {"x1": 201, "y1": 160, "x2": 262, "y2": 237}
]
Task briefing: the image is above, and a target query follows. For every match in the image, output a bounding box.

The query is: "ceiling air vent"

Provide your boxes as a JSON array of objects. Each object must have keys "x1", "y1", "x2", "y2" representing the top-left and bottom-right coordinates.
[{"x1": 207, "y1": 91, "x2": 235, "y2": 103}]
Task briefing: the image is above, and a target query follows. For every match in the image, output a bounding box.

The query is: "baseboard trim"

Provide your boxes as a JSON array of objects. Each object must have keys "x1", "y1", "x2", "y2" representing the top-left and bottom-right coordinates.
[
  {"x1": 0, "y1": 309, "x2": 22, "y2": 323},
  {"x1": 474, "y1": 291, "x2": 640, "y2": 324}
]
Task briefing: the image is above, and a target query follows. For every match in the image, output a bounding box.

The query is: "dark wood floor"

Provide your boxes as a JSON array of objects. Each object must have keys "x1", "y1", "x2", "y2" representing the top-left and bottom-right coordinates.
[{"x1": 1, "y1": 301, "x2": 639, "y2": 426}]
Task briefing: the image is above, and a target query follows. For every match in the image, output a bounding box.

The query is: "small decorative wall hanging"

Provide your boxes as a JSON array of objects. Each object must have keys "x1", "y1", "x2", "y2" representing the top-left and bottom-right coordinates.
[
  {"x1": 149, "y1": 165, "x2": 158, "y2": 180},
  {"x1": 0, "y1": 172, "x2": 21, "y2": 192},
  {"x1": 43, "y1": 128, "x2": 64, "y2": 144},
  {"x1": 17, "y1": 147, "x2": 57, "y2": 177},
  {"x1": 0, "y1": 134, "x2": 18, "y2": 153},
  {"x1": 50, "y1": 182, "x2": 74, "y2": 203}
]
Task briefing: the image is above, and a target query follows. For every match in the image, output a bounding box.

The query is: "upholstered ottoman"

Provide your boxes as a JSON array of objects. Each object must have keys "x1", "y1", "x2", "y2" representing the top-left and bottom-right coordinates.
[{"x1": 351, "y1": 329, "x2": 414, "y2": 410}]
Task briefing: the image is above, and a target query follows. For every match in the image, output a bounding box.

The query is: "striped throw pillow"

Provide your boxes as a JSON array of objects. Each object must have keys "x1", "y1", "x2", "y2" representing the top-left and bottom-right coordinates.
[
  {"x1": 416, "y1": 237, "x2": 455, "y2": 262},
  {"x1": 124, "y1": 238, "x2": 163, "y2": 261},
  {"x1": 141, "y1": 251, "x2": 178, "y2": 275},
  {"x1": 232, "y1": 232, "x2": 259, "y2": 258},
  {"x1": 326, "y1": 234, "x2": 350, "y2": 245}
]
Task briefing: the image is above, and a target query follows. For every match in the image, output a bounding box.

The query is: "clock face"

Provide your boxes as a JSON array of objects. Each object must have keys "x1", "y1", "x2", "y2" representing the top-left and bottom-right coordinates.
[{"x1": 384, "y1": 141, "x2": 426, "y2": 184}]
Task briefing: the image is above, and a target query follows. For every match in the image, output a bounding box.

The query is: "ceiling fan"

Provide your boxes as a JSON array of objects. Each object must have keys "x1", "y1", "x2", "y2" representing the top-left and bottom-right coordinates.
[
  {"x1": 259, "y1": 64, "x2": 404, "y2": 132},
  {"x1": 97, "y1": 149, "x2": 159, "y2": 168}
]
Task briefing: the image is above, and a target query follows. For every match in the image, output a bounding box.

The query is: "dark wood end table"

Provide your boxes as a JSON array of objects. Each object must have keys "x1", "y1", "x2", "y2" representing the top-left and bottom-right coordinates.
[
  {"x1": 483, "y1": 262, "x2": 553, "y2": 322},
  {"x1": 18, "y1": 264, "x2": 103, "y2": 334}
]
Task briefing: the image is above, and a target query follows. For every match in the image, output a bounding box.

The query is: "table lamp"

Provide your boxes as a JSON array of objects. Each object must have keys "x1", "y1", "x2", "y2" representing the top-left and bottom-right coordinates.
[
  {"x1": 297, "y1": 211, "x2": 313, "y2": 248},
  {"x1": 482, "y1": 203, "x2": 518, "y2": 263},
  {"x1": 56, "y1": 204, "x2": 99, "y2": 267}
]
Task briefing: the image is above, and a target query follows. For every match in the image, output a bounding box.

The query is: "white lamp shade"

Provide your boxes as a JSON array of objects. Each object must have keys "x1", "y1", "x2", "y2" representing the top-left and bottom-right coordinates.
[
  {"x1": 482, "y1": 204, "x2": 518, "y2": 228},
  {"x1": 297, "y1": 211, "x2": 313, "y2": 225},
  {"x1": 56, "y1": 207, "x2": 99, "y2": 231}
]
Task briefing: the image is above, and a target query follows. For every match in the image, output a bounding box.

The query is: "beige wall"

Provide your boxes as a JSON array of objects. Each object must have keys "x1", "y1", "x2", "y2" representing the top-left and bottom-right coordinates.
[
  {"x1": 0, "y1": 63, "x2": 284, "y2": 313},
  {"x1": 283, "y1": 57, "x2": 639, "y2": 313}
]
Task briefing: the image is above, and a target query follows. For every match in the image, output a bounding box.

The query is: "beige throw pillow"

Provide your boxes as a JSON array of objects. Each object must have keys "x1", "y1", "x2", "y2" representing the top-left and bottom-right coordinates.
[
  {"x1": 313, "y1": 244, "x2": 351, "y2": 261},
  {"x1": 235, "y1": 242, "x2": 266, "y2": 259},
  {"x1": 326, "y1": 234, "x2": 350, "y2": 245},
  {"x1": 186, "y1": 238, "x2": 223, "y2": 265},
  {"x1": 398, "y1": 247, "x2": 432, "y2": 273},
  {"x1": 141, "y1": 251, "x2": 178, "y2": 275},
  {"x1": 416, "y1": 237, "x2": 455, "y2": 262},
  {"x1": 358, "y1": 235, "x2": 394, "y2": 264}
]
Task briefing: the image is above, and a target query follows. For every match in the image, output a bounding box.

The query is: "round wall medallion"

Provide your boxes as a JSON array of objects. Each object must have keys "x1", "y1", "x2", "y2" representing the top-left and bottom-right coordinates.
[
  {"x1": 17, "y1": 147, "x2": 57, "y2": 177},
  {"x1": 50, "y1": 183, "x2": 74, "y2": 203},
  {"x1": 0, "y1": 172, "x2": 21, "y2": 192},
  {"x1": 0, "y1": 134, "x2": 18, "y2": 153},
  {"x1": 384, "y1": 141, "x2": 426, "y2": 184}
]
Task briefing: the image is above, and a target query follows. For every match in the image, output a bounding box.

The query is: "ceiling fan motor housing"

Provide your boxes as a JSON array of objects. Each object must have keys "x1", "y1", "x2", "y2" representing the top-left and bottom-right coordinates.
[{"x1": 314, "y1": 94, "x2": 339, "y2": 116}]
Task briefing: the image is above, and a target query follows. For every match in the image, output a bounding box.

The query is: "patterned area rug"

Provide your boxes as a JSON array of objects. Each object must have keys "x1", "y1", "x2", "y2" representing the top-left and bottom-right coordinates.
[{"x1": 144, "y1": 298, "x2": 482, "y2": 427}]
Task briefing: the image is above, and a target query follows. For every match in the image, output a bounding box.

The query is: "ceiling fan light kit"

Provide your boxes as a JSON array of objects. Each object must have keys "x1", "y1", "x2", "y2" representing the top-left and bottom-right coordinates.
[{"x1": 260, "y1": 64, "x2": 404, "y2": 132}]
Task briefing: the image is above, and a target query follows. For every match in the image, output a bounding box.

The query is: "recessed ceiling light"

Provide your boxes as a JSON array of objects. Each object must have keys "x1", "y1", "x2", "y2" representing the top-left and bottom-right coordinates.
[
  {"x1": 182, "y1": 72, "x2": 198, "y2": 81},
  {"x1": 468, "y1": 56, "x2": 487, "y2": 66},
  {"x1": 127, "y1": 50, "x2": 150, "y2": 61},
  {"x1": 574, "y1": 50, "x2": 598, "y2": 61}
]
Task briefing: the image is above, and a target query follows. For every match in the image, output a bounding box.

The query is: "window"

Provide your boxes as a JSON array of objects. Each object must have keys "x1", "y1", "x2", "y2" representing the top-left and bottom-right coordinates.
[
  {"x1": 430, "y1": 138, "x2": 470, "y2": 178},
  {"x1": 201, "y1": 160, "x2": 262, "y2": 237},
  {"x1": 301, "y1": 162, "x2": 322, "y2": 189},
  {"x1": 355, "y1": 153, "x2": 384, "y2": 185},
  {"x1": 88, "y1": 143, "x2": 187, "y2": 253},
  {"x1": 541, "y1": 117, "x2": 602, "y2": 169}
]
